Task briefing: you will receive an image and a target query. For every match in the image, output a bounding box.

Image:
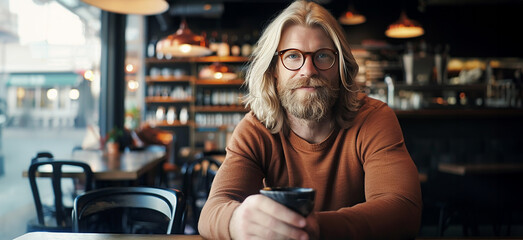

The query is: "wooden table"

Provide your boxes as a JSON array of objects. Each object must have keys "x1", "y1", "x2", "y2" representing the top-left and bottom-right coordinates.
[
  {"x1": 23, "y1": 148, "x2": 166, "y2": 181},
  {"x1": 14, "y1": 232, "x2": 523, "y2": 240},
  {"x1": 438, "y1": 162, "x2": 523, "y2": 176},
  {"x1": 436, "y1": 161, "x2": 523, "y2": 236},
  {"x1": 14, "y1": 232, "x2": 204, "y2": 240}
]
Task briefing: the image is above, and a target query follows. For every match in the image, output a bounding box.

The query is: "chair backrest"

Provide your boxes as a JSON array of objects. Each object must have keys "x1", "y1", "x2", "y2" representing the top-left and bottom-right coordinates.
[
  {"x1": 28, "y1": 160, "x2": 94, "y2": 228},
  {"x1": 182, "y1": 155, "x2": 221, "y2": 233},
  {"x1": 72, "y1": 187, "x2": 185, "y2": 234},
  {"x1": 31, "y1": 151, "x2": 54, "y2": 164}
]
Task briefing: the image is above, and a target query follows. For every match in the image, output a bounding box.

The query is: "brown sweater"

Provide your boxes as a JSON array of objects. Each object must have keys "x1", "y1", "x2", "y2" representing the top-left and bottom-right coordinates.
[{"x1": 198, "y1": 96, "x2": 422, "y2": 239}]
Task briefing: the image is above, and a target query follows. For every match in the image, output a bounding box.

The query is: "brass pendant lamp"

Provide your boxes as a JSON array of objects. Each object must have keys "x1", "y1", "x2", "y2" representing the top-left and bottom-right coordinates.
[
  {"x1": 81, "y1": 0, "x2": 169, "y2": 15},
  {"x1": 385, "y1": 10, "x2": 424, "y2": 38},
  {"x1": 339, "y1": 4, "x2": 366, "y2": 25},
  {"x1": 156, "y1": 19, "x2": 212, "y2": 58}
]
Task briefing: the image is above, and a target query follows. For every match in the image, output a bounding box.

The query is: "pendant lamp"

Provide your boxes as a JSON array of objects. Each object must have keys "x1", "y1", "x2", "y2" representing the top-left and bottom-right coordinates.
[
  {"x1": 339, "y1": 4, "x2": 366, "y2": 25},
  {"x1": 156, "y1": 19, "x2": 212, "y2": 58},
  {"x1": 81, "y1": 0, "x2": 169, "y2": 15},
  {"x1": 385, "y1": 11, "x2": 424, "y2": 38},
  {"x1": 198, "y1": 62, "x2": 237, "y2": 80}
]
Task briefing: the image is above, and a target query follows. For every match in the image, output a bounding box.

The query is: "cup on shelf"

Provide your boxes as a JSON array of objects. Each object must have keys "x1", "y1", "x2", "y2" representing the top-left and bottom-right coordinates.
[
  {"x1": 161, "y1": 68, "x2": 173, "y2": 78},
  {"x1": 150, "y1": 67, "x2": 160, "y2": 78},
  {"x1": 173, "y1": 69, "x2": 186, "y2": 77}
]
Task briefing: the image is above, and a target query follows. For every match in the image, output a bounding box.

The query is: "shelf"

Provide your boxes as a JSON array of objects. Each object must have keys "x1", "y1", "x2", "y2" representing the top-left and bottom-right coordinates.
[
  {"x1": 398, "y1": 84, "x2": 487, "y2": 92},
  {"x1": 150, "y1": 120, "x2": 194, "y2": 127},
  {"x1": 145, "y1": 96, "x2": 194, "y2": 103},
  {"x1": 195, "y1": 79, "x2": 244, "y2": 86},
  {"x1": 369, "y1": 83, "x2": 488, "y2": 92},
  {"x1": 193, "y1": 105, "x2": 248, "y2": 112},
  {"x1": 145, "y1": 76, "x2": 195, "y2": 83},
  {"x1": 195, "y1": 125, "x2": 234, "y2": 131},
  {"x1": 395, "y1": 109, "x2": 523, "y2": 119},
  {"x1": 146, "y1": 56, "x2": 249, "y2": 64},
  {"x1": 145, "y1": 55, "x2": 251, "y2": 153}
]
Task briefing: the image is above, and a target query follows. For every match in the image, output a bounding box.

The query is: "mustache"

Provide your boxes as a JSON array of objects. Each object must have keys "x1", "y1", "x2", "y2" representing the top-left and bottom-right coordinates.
[
  {"x1": 287, "y1": 76, "x2": 339, "y2": 92},
  {"x1": 287, "y1": 76, "x2": 329, "y2": 90}
]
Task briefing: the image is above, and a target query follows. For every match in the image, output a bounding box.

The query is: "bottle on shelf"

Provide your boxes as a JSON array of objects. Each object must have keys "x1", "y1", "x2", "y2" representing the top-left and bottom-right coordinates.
[
  {"x1": 196, "y1": 88, "x2": 204, "y2": 106},
  {"x1": 156, "y1": 106, "x2": 166, "y2": 122},
  {"x1": 147, "y1": 36, "x2": 158, "y2": 58},
  {"x1": 208, "y1": 31, "x2": 220, "y2": 56},
  {"x1": 203, "y1": 89, "x2": 212, "y2": 106},
  {"x1": 179, "y1": 107, "x2": 189, "y2": 124},
  {"x1": 166, "y1": 106, "x2": 177, "y2": 124},
  {"x1": 241, "y1": 34, "x2": 252, "y2": 57},
  {"x1": 217, "y1": 33, "x2": 230, "y2": 57},
  {"x1": 230, "y1": 34, "x2": 241, "y2": 57}
]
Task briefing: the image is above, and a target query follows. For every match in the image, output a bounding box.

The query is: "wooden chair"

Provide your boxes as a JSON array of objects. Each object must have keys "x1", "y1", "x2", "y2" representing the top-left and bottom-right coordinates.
[
  {"x1": 72, "y1": 186, "x2": 186, "y2": 234},
  {"x1": 27, "y1": 159, "x2": 94, "y2": 232},
  {"x1": 182, "y1": 155, "x2": 222, "y2": 234}
]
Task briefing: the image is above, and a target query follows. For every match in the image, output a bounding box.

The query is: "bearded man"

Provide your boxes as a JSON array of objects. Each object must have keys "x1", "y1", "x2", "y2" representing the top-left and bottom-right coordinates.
[{"x1": 198, "y1": 1, "x2": 422, "y2": 239}]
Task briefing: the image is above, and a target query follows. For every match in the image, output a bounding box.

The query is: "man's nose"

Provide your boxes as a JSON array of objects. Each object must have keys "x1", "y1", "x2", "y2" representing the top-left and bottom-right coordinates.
[{"x1": 299, "y1": 55, "x2": 318, "y2": 76}]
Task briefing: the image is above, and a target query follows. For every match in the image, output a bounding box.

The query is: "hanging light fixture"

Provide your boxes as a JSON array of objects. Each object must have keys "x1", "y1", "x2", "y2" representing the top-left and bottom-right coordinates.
[
  {"x1": 156, "y1": 19, "x2": 212, "y2": 58},
  {"x1": 199, "y1": 62, "x2": 237, "y2": 80},
  {"x1": 385, "y1": 11, "x2": 424, "y2": 38},
  {"x1": 81, "y1": 0, "x2": 169, "y2": 15},
  {"x1": 339, "y1": 4, "x2": 366, "y2": 25}
]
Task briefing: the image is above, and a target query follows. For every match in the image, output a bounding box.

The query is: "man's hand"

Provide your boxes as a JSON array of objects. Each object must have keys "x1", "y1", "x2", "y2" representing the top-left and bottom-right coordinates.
[{"x1": 229, "y1": 194, "x2": 316, "y2": 240}]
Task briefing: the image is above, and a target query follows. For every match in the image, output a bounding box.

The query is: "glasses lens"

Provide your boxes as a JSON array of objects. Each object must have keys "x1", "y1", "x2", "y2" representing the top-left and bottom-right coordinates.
[
  {"x1": 313, "y1": 49, "x2": 336, "y2": 70},
  {"x1": 281, "y1": 50, "x2": 304, "y2": 70}
]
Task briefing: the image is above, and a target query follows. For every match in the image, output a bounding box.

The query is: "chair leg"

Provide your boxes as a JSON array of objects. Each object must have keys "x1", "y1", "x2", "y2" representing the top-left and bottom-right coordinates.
[{"x1": 437, "y1": 204, "x2": 447, "y2": 236}]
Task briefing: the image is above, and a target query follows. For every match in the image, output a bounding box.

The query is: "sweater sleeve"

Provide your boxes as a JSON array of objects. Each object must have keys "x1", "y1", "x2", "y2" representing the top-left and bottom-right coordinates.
[
  {"x1": 316, "y1": 102, "x2": 422, "y2": 239},
  {"x1": 198, "y1": 113, "x2": 268, "y2": 239}
]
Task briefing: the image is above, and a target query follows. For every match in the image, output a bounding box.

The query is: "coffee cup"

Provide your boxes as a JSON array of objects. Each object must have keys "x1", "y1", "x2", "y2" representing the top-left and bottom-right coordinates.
[{"x1": 260, "y1": 187, "x2": 315, "y2": 217}]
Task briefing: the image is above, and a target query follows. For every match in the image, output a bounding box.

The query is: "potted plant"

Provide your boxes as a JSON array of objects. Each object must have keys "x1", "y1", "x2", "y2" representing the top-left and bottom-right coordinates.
[{"x1": 104, "y1": 127, "x2": 123, "y2": 155}]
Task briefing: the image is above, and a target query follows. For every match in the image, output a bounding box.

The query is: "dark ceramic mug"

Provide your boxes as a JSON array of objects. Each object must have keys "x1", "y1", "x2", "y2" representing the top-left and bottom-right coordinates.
[{"x1": 260, "y1": 187, "x2": 315, "y2": 217}]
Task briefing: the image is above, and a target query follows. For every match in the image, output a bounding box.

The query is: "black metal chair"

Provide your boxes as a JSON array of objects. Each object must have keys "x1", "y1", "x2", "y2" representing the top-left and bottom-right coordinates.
[
  {"x1": 27, "y1": 159, "x2": 94, "y2": 232},
  {"x1": 182, "y1": 155, "x2": 222, "y2": 234},
  {"x1": 31, "y1": 151, "x2": 54, "y2": 164},
  {"x1": 72, "y1": 186, "x2": 186, "y2": 234}
]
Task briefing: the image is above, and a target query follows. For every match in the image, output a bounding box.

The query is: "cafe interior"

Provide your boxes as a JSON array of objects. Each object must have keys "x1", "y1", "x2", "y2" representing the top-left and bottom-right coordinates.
[{"x1": 1, "y1": 0, "x2": 523, "y2": 239}]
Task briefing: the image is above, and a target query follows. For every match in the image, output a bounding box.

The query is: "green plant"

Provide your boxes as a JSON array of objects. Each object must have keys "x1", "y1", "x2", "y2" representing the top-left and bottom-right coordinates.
[{"x1": 105, "y1": 127, "x2": 123, "y2": 143}]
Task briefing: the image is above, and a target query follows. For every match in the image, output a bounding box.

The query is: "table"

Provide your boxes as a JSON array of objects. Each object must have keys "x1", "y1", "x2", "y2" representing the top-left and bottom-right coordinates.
[
  {"x1": 436, "y1": 162, "x2": 523, "y2": 236},
  {"x1": 14, "y1": 232, "x2": 204, "y2": 240},
  {"x1": 23, "y1": 148, "x2": 166, "y2": 181},
  {"x1": 438, "y1": 162, "x2": 523, "y2": 176},
  {"x1": 14, "y1": 232, "x2": 523, "y2": 240}
]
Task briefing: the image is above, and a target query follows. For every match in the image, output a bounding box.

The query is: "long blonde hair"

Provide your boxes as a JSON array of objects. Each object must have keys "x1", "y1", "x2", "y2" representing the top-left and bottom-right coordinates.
[{"x1": 243, "y1": 0, "x2": 360, "y2": 134}]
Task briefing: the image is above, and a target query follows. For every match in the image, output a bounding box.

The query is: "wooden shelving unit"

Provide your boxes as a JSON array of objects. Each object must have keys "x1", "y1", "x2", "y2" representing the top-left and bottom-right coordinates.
[
  {"x1": 192, "y1": 105, "x2": 248, "y2": 113},
  {"x1": 145, "y1": 55, "x2": 249, "y2": 153},
  {"x1": 144, "y1": 96, "x2": 194, "y2": 103}
]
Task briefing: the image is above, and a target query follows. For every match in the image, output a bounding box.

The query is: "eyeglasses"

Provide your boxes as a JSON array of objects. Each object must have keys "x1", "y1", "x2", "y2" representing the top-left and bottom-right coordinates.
[{"x1": 275, "y1": 48, "x2": 338, "y2": 71}]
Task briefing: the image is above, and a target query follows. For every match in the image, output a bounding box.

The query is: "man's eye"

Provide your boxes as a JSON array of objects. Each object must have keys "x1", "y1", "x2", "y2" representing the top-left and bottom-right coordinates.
[
  {"x1": 286, "y1": 53, "x2": 301, "y2": 59},
  {"x1": 316, "y1": 52, "x2": 334, "y2": 62}
]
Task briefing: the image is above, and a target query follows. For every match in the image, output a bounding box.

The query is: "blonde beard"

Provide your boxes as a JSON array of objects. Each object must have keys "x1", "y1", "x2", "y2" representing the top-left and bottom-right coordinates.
[{"x1": 278, "y1": 76, "x2": 338, "y2": 122}]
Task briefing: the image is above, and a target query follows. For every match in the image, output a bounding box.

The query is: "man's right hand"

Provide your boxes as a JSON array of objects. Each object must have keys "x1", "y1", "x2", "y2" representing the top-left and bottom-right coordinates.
[{"x1": 229, "y1": 194, "x2": 310, "y2": 240}]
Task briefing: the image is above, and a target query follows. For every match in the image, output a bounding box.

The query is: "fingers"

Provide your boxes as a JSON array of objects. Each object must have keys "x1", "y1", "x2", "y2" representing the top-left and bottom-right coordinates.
[
  {"x1": 229, "y1": 194, "x2": 309, "y2": 240},
  {"x1": 303, "y1": 213, "x2": 320, "y2": 240},
  {"x1": 252, "y1": 195, "x2": 307, "y2": 228}
]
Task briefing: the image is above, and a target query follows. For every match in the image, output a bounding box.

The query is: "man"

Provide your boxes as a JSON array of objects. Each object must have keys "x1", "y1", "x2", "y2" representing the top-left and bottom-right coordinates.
[{"x1": 198, "y1": 1, "x2": 422, "y2": 239}]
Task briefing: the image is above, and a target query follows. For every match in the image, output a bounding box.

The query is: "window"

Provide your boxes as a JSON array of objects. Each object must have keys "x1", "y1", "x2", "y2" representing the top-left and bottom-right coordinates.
[{"x1": 0, "y1": 0, "x2": 101, "y2": 239}]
